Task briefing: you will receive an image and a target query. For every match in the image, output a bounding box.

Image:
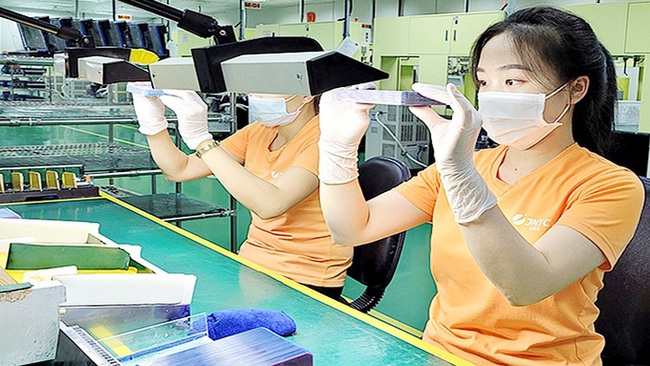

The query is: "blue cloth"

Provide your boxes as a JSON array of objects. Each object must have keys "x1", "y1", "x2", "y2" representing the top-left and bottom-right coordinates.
[{"x1": 207, "y1": 308, "x2": 297, "y2": 340}]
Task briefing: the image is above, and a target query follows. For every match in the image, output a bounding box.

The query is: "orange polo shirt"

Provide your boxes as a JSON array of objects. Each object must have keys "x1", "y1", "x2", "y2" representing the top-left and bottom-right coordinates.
[
  {"x1": 395, "y1": 143, "x2": 643, "y2": 365},
  {"x1": 220, "y1": 117, "x2": 352, "y2": 287}
]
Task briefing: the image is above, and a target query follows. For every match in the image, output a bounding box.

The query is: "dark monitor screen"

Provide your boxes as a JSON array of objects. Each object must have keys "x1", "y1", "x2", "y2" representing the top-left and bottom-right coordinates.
[
  {"x1": 58, "y1": 18, "x2": 74, "y2": 47},
  {"x1": 98, "y1": 20, "x2": 123, "y2": 47},
  {"x1": 92, "y1": 19, "x2": 109, "y2": 46},
  {"x1": 136, "y1": 24, "x2": 153, "y2": 51},
  {"x1": 47, "y1": 18, "x2": 68, "y2": 51},
  {"x1": 79, "y1": 19, "x2": 103, "y2": 47},
  {"x1": 127, "y1": 23, "x2": 146, "y2": 49},
  {"x1": 16, "y1": 23, "x2": 48, "y2": 51},
  {"x1": 147, "y1": 24, "x2": 168, "y2": 57},
  {"x1": 59, "y1": 17, "x2": 73, "y2": 29},
  {"x1": 35, "y1": 16, "x2": 55, "y2": 52},
  {"x1": 115, "y1": 21, "x2": 135, "y2": 48},
  {"x1": 71, "y1": 20, "x2": 83, "y2": 33},
  {"x1": 111, "y1": 21, "x2": 126, "y2": 48}
]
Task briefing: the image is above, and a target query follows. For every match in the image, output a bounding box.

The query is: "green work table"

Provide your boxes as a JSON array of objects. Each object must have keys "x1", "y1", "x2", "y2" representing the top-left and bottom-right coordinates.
[{"x1": 2, "y1": 195, "x2": 468, "y2": 366}]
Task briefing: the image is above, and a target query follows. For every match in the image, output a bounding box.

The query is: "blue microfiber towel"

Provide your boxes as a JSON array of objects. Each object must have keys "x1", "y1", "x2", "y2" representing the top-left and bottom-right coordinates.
[{"x1": 207, "y1": 308, "x2": 297, "y2": 340}]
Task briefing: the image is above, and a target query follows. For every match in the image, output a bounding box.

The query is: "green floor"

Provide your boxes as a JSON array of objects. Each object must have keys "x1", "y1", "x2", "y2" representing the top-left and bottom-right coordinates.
[{"x1": 1, "y1": 122, "x2": 437, "y2": 335}]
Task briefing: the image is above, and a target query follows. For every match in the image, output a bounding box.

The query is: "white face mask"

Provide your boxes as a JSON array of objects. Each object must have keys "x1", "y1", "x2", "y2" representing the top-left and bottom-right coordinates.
[
  {"x1": 478, "y1": 82, "x2": 571, "y2": 150},
  {"x1": 248, "y1": 95, "x2": 304, "y2": 127}
]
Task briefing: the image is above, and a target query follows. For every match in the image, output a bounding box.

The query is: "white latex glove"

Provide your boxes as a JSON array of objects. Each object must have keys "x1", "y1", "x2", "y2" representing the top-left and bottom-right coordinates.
[
  {"x1": 318, "y1": 84, "x2": 376, "y2": 184},
  {"x1": 159, "y1": 90, "x2": 212, "y2": 150},
  {"x1": 409, "y1": 83, "x2": 497, "y2": 223},
  {"x1": 132, "y1": 92, "x2": 168, "y2": 135}
]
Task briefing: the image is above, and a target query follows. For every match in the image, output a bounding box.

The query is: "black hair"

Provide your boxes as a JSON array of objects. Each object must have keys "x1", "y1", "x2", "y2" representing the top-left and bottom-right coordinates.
[
  {"x1": 471, "y1": 6, "x2": 616, "y2": 155},
  {"x1": 312, "y1": 94, "x2": 322, "y2": 114}
]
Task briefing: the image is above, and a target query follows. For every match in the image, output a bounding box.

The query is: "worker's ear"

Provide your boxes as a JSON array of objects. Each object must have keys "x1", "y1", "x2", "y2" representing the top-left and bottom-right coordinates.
[{"x1": 569, "y1": 76, "x2": 589, "y2": 105}]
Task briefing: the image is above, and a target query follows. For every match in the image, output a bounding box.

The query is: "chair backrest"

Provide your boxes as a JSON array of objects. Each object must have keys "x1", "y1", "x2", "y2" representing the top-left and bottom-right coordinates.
[
  {"x1": 595, "y1": 176, "x2": 650, "y2": 365},
  {"x1": 347, "y1": 156, "x2": 411, "y2": 312}
]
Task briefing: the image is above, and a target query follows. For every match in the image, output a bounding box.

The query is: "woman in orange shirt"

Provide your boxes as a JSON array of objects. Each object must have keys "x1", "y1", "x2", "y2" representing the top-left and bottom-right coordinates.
[
  {"x1": 133, "y1": 91, "x2": 352, "y2": 299},
  {"x1": 317, "y1": 6, "x2": 643, "y2": 365}
]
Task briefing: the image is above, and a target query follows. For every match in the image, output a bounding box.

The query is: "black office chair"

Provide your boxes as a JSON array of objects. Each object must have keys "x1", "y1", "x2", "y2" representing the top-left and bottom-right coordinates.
[
  {"x1": 345, "y1": 156, "x2": 411, "y2": 313},
  {"x1": 595, "y1": 176, "x2": 650, "y2": 366}
]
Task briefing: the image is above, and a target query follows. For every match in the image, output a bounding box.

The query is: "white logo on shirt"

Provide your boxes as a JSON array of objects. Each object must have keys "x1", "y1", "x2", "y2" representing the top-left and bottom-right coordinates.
[{"x1": 511, "y1": 214, "x2": 552, "y2": 231}]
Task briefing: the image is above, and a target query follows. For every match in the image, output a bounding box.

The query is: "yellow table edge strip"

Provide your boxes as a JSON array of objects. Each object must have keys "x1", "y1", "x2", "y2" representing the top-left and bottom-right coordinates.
[
  {"x1": 101, "y1": 192, "x2": 472, "y2": 366},
  {"x1": 339, "y1": 294, "x2": 424, "y2": 337},
  {"x1": 369, "y1": 308, "x2": 423, "y2": 338}
]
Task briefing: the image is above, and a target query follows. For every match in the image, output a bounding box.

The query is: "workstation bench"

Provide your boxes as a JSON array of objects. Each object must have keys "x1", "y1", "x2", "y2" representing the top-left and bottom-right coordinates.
[{"x1": 1, "y1": 194, "x2": 468, "y2": 365}]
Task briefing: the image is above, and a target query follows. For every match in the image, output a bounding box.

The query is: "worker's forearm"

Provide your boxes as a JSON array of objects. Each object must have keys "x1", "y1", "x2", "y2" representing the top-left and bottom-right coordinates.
[
  {"x1": 145, "y1": 131, "x2": 194, "y2": 181},
  {"x1": 198, "y1": 145, "x2": 295, "y2": 219},
  {"x1": 459, "y1": 208, "x2": 563, "y2": 306},
  {"x1": 319, "y1": 181, "x2": 371, "y2": 245}
]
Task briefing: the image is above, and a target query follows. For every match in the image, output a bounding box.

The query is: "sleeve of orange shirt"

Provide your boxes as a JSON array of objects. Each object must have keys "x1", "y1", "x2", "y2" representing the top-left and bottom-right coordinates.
[
  {"x1": 556, "y1": 170, "x2": 644, "y2": 270},
  {"x1": 220, "y1": 123, "x2": 253, "y2": 161},
  {"x1": 290, "y1": 137, "x2": 319, "y2": 176},
  {"x1": 394, "y1": 165, "x2": 442, "y2": 219}
]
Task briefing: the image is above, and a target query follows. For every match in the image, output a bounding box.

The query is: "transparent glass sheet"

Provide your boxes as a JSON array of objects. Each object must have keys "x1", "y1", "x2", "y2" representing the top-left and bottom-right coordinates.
[{"x1": 97, "y1": 313, "x2": 211, "y2": 364}]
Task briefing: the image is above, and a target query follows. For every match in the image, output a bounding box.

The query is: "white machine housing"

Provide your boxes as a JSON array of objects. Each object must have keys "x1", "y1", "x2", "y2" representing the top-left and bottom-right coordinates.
[
  {"x1": 365, "y1": 104, "x2": 431, "y2": 169},
  {"x1": 149, "y1": 57, "x2": 201, "y2": 91}
]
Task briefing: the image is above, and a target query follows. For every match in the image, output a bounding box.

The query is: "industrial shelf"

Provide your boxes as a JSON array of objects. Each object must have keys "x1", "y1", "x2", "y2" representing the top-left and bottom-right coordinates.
[
  {"x1": 0, "y1": 90, "x2": 239, "y2": 250},
  {"x1": 0, "y1": 56, "x2": 53, "y2": 102},
  {"x1": 0, "y1": 142, "x2": 157, "y2": 173}
]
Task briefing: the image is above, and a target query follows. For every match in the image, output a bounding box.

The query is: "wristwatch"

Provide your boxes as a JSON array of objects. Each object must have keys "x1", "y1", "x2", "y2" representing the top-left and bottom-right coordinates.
[{"x1": 195, "y1": 140, "x2": 220, "y2": 158}]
